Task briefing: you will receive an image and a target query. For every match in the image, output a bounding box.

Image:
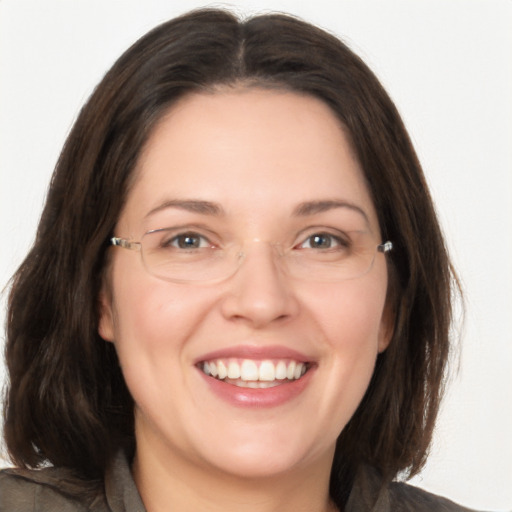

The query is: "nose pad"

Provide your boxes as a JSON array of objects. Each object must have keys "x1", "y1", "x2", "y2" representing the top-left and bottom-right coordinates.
[
  {"x1": 220, "y1": 240, "x2": 298, "y2": 327},
  {"x1": 232, "y1": 242, "x2": 285, "y2": 277}
]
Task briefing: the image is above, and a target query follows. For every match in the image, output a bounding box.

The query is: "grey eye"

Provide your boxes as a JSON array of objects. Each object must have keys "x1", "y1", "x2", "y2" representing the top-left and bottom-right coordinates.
[
  {"x1": 300, "y1": 233, "x2": 343, "y2": 250},
  {"x1": 169, "y1": 233, "x2": 209, "y2": 249}
]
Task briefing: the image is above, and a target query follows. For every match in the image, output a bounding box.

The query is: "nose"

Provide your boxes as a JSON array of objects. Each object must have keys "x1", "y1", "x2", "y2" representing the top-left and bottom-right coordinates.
[{"x1": 220, "y1": 242, "x2": 299, "y2": 328}]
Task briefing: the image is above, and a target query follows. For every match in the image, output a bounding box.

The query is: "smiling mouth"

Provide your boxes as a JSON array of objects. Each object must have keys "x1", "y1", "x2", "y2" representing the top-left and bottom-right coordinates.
[{"x1": 199, "y1": 358, "x2": 310, "y2": 389}]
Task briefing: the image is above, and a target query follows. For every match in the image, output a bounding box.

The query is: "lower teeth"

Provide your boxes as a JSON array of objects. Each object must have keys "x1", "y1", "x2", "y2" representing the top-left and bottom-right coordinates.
[
  {"x1": 223, "y1": 378, "x2": 287, "y2": 388},
  {"x1": 213, "y1": 375, "x2": 305, "y2": 388}
]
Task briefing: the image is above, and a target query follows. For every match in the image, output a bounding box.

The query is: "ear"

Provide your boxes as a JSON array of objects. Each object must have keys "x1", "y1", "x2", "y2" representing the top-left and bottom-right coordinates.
[
  {"x1": 377, "y1": 299, "x2": 395, "y2": 353},
  {"x1": 98, "y1": 286, "x2": 115, "y2": 342}
]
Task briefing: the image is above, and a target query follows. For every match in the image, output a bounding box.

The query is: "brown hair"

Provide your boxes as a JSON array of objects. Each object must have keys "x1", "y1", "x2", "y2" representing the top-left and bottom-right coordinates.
[{"x1": 3, "y1": 8, "x2": 457, "y2": 506}]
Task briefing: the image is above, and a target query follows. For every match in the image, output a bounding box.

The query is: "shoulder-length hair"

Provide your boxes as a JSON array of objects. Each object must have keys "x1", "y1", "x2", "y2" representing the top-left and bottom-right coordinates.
[{"x1": 3, "y1": 8, "x2": 457, "y2": 506}]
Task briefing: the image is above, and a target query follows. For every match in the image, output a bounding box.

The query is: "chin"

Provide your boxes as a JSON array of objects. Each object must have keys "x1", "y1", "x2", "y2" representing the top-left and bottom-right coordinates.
[
  {"x1": 192, "y1": 425, "x2": 336, "y2": 480},
  {"x1": 205, "y1": 449, "x2": 312, "y2": 480}
]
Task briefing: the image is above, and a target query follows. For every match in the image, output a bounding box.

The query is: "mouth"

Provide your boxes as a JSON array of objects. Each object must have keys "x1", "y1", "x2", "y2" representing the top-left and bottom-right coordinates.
[{"x1": 198, "y1": 358, "x2": 311, "y2": 389}]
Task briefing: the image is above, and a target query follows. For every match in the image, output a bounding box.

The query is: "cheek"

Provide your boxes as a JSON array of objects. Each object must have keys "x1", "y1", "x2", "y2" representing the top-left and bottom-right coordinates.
[
  {"x1": 306, "y1": 279, "x2": 388, "y2": 347},
  {"x1": 325, "y1": 290, "x2": 385, "y2": 389},
  {"x1": 108, "y1": 262, "x2": 213, "y2": 369},
  {"x1": 288, "y1": 279, "x2": 388, "y2": 443},
  {"x1": 108, "y1": 277, "x2": 217, "y2": 421}
]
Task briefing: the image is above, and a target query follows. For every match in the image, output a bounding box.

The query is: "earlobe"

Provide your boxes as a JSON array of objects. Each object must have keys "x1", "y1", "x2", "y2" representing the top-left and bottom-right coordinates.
[
  {"x1": 378, "y1": 302, "x2": 395, "y2": 353},
  {"x1": 378, "y1": 323, "x2": 393, "y2": 353},
  {"x1": 98, "y1": 288, "x2": 115, "y2": 342}
]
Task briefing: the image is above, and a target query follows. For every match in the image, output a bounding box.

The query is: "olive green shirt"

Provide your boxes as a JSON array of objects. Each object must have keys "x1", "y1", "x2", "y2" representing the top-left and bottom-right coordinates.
[{"x1": 0, "y1": 452, "x2": 479, "y2": 511}]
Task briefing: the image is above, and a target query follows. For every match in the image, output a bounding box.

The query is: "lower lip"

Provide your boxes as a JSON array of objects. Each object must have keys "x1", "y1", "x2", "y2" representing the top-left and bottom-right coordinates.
[{"x1": 198, "y1": 368, "x2": 314, "y2": 408}]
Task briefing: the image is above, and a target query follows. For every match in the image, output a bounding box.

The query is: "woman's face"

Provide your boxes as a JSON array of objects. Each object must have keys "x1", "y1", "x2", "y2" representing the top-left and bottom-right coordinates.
[{"x1": 99, "y1": 89, "x2": 391, "y2": 479}]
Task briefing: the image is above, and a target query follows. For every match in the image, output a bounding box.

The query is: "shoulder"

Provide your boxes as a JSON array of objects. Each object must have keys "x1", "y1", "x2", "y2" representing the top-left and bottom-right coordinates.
[
  {"x1": 0, "y1": 466, "x2": 107, "y2": 512},
  {"x1": 345, "y1": 464, "x2": 486, "y2": 512},
  {"x1": 388, "y1": 481, "x2": 481, "y2": 512}
]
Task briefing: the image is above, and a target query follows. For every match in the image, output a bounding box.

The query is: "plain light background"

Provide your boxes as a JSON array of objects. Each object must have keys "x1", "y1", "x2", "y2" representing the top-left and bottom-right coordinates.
[{"x1": 1, "y1": 0, "x2": 511, "y2": 510}]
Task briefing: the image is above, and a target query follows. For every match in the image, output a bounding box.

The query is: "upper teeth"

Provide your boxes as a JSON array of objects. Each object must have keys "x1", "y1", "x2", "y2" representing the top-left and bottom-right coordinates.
[{"x1": 202, "y1": 359, "x2": 307, "y2": 382}]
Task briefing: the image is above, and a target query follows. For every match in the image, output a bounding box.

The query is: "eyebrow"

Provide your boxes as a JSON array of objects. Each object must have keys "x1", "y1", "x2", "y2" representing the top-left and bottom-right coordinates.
[
  {"x1": 145, "y1": 198, "x2": 369, "y2": 222},
  {"x1": 293, "y1": 199, "x2": 369, "y2": 223},
  {"x1": 145, "y1": 199, "x2": 225, "y2": 218}
]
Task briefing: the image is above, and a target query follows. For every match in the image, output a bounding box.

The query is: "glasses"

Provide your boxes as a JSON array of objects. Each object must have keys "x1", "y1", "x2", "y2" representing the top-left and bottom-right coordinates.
[{"x1": 110, "y1": 228, "x2": 392, "y2": 283}]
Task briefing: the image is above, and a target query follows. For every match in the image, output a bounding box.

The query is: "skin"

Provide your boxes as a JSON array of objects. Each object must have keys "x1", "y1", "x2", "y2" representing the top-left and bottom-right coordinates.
[{"x1": 99, "y1": 89, "x2": 392, "y2": 512}]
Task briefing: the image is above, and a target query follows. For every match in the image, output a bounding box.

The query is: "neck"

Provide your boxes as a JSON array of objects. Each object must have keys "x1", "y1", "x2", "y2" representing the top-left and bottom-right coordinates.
[{"x1": 132, "y1": 435, "x2": 339, "y2": 512}]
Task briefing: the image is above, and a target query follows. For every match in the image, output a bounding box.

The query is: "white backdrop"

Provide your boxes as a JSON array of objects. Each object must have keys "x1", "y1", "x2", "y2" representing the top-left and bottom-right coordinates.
[{"x1": 0, "y1": 1, "x2": 511, "y2": 510}]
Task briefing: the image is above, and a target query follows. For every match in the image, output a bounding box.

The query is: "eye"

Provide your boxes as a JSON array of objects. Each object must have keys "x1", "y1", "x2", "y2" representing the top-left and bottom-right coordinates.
[
  {"x1": 166, "y1": 232, "x2": 212, "y2": 250},
  {"x1": 297, "y1": 232, "x2": 348, "y2": 250}
]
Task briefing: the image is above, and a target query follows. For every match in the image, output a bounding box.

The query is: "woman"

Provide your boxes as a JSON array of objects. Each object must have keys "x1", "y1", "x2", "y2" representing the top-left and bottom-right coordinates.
[{"x1": 0, "y1": 8, "x2": 477, "y2": 512}]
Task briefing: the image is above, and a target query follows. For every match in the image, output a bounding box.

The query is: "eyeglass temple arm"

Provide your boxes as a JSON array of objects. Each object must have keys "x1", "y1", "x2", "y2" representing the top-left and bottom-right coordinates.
[
  {"x1": 378, "y1": 241, "x2": 393, "y2": 253},
  {"x1": 110, "y1": 237, "x2": 141, "y2": 251},
  {"x1": 110, "y1": 236, "x2": 392, "y2": 255}
]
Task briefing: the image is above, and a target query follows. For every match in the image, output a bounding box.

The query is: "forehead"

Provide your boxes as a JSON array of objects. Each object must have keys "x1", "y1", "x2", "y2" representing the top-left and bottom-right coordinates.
[{"x1": 120, "y1": 88, "x2": 378, "y2": 232}]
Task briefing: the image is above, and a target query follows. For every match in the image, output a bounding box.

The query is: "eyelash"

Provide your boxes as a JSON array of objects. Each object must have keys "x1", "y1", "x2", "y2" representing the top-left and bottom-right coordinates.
[
  {"x1": 296, "y1": 232, "x2": 349, "y2": 251},
  {"x1": 161, "y1": 231, "x2": 213, "y2": 250},
  {"x1": 156, "y1": 229, "x2": 351, "y2": 251}
]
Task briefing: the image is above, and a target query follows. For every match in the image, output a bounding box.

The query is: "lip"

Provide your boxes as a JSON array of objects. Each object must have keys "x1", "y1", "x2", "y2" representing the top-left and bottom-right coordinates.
[
  {"x1": 194, "y1": 344, "x2": 313, "y2": 364},
  {"x1": 195, "y1": 344, "x2": 316, "y2": 408},
  {"x1": 198, "y1": 365, "x2": 315, "y2": 408}
]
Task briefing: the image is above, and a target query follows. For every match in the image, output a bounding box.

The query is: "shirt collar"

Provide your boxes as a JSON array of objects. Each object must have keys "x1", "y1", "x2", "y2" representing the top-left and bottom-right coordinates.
[
  {"x1": 105, "y1": 450, "x2": 146, "y2": 512},
  {"x1": 345, "y1": 464, "x2": 390, "y2": 512},
  {"x1": 104, "y1": 451, "x2": 390, "y2": 512}
]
